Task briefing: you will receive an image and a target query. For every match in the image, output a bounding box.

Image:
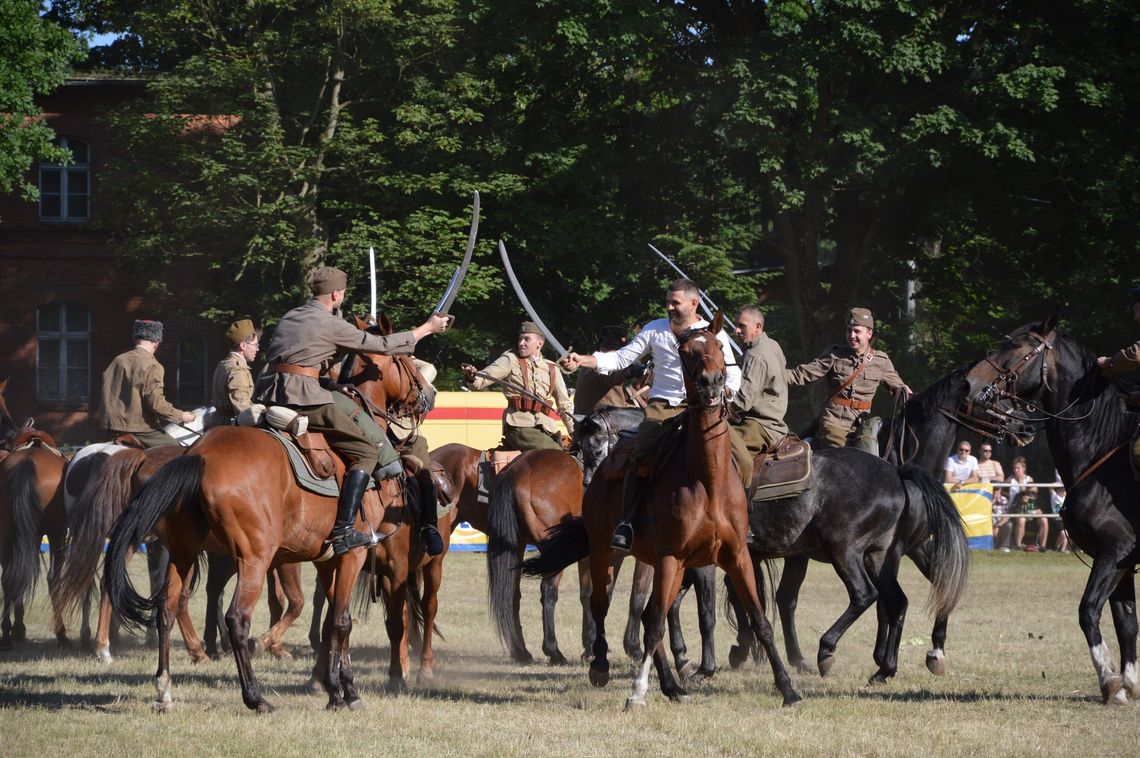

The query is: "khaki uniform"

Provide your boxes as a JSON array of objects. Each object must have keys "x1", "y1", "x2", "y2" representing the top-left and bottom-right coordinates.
[
  {"x1": 210, "y1": 351, "x2": 254, "y2": 420},
  {"x1": 254, "y1": 300, "x2": 415, "y2": 472},
  {"x1": 572, "y1": 365, "x2": 642, "y2": 415},
  {"x1": 466, "y1": 350, "x2": 575, "y2": 451},
  {"x1": 388, "y1": 358, "x2": 435, "y2": 468},
  {"x1": 100, "y1": 346, "x2": 184, "y2": 447},
  {"x1": 729, "y1": 332, "x2": 790, "y2": 484},
  {"x1": 787, "y1": 345, "x2": 905, "y2": 449}
]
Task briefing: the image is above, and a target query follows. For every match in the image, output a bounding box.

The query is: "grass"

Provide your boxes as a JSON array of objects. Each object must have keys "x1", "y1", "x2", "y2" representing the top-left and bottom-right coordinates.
[{"x1": 0, "y1": 550, "x2": 1136, "y2": 757}]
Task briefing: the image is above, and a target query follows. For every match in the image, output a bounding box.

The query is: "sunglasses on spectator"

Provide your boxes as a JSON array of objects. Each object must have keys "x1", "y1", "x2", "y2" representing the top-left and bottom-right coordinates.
[
  {"x1": 958, "y1": 447, "x2": 970, "y2": 452},
  {"x1": 980, "y1": 448, "x2": 992, "y2": 454}
]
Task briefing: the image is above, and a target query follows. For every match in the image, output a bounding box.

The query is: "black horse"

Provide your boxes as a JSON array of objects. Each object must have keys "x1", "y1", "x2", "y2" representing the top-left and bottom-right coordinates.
[{"x1": 963, "y1": 312, "x2": 1140, "y2": 704}]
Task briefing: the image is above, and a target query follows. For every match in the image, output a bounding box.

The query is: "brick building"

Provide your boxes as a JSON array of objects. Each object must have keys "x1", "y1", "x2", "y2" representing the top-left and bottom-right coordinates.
[{"x1": 0, "y1": 75, "x2": 225, "y2": 444}]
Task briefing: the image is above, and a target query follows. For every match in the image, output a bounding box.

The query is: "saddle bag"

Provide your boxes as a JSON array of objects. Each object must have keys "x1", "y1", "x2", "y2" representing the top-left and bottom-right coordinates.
[
  {"x1": 749, "y1": 434, "x2": 812, "y2": 503},
  {"x1": 293, "y1": 431, "x2": 337, "y2": 480}
]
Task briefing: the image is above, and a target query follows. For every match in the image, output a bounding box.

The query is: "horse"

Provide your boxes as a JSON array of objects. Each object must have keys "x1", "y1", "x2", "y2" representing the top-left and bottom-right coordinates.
[
  {"x1": 524, "y1": 314, "x2": 802, "y2": 709},
  {"x1": 961, "y1": 311, "x2": 1140, "y2": 704},
  {"x1": 0, "y1": 379, "x2": 17, "y2": 448},
  {"x1": 105, "y1": 321, "x2": 439, "y2": 711}
]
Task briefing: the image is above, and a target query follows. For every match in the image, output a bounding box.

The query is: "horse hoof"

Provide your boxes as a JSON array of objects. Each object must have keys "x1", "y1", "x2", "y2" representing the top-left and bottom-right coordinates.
[
  {"x1": 13, "y1": 626, "x2": 27, "y2": 642},
  {"x1": 925, "y1": 651, "x2": 946, "y2": 676},
  {"x1": 346, "y1": 698, "x2": 366, "y2": 711},
  {"x1": 589, "y1": 663, "x2": 610, "y2": 688},
  {"x1": 728, "y1": 645, "x2": 749, "y2": 670},
  {"x1": 677, "y1": 660, "x2": 699, "y2": 684},
  {"x1": 386, "y1": 678, "x2": 411, "y2": 695},
  {"x1": 867, "y1": 672, "x2": 889, "y2": 686},
  {"x1": 325, "y1": 698, "x2": 345, "y2": 711},
  {"x1": 305, "y1": 676, "x2": 325, "y2": 696},
  {"x1": 624, "y1": 646, "x2": 644, "y2": 662},
  {"x1": 153, "y1": 698, "x2": 174, "y2": 713},
  {"x1": 511, "y1": 649, "x2": 534, "y2": 665},
  {"x1": 189, "y1": 652, "x2": 210, "y2": 665},
  {"x1": 255, "y1": 700, "x2": 276, "y2": 714},
  {"x1": 782, "y1": 690, "x2": 804, "y2": 707},
  {"x1": 1102, "y1": 676, "x2": 1127, "y2": 705},
  {"x1": 817, "y1": 653, "x2": 835, "y2": 678},
  {"x1": 546, "y1": 650, "x2": 569, "y2": 666},
  {"x1": 665, "y1": 687, "x2": 690, "y2": 703},
  {"x1": 57, "y1": 636, "x2": 73, "y2": 650},
  {"x1": 624, "y1": 697, "x2": 647, "y2": 712},
  {"x1": 96, "y1": 648, "x2": 113, "y2": 665},
  {"x1": 417, "y1": 669, "x2": 435, "y2": 687},
  {"x1": 268, "y1": 646, "x2": 293, "y2": 661},
  {"x1": 247, "y1": 638, "x2": 263, "y2": 658}
]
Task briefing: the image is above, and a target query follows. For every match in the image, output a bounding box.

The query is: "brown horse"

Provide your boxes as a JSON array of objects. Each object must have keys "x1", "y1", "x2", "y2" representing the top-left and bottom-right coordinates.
[
  {"x1": 0, "y1": 379, "x2": 17, "y2": 449},
  {"x1": 105, "y1": 324, "x2": 436, "y2": 711},
  {"x1": 524, "y1": 314, "x2": 801, "y2": 709},
  {"x1": 55, "y1": 445, "x2": 306, "y2": 663},
  {"x1": 0, "y1": 422, "x2": 73, "y2": 650}
]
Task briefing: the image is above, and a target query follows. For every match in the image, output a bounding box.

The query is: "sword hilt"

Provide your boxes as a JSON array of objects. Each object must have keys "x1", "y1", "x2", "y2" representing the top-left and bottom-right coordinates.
[{"x1": 434, "y1": 312, "x2": 455, "y2": 332}]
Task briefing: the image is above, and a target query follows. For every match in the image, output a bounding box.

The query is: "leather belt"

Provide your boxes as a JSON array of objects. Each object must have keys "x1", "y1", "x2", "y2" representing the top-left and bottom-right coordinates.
[
  {"x1": 509, "y1": 395, "x2": 546, "y2": 414},
  {"x1": 269, "y1": 362, "x2": 320, "y2": 379},
  {"x1": 831, "y1": 397, "x2": 871, "y2": 411}
]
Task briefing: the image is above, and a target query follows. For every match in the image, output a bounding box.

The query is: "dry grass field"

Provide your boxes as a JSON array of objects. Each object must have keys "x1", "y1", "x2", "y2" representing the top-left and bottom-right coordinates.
[{"x1": 0, "y1": 550, "x2": 1136, "y2": 757}]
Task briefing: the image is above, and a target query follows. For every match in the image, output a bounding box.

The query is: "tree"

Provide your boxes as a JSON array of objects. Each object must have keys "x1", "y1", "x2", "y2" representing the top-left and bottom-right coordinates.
[{"x1": 0, "y1": 2, "x2": 83, "y2": 209}]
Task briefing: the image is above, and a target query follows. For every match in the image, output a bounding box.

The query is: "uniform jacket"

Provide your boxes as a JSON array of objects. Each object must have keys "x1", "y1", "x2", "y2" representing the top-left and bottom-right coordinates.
[
  {"x1": 786, "y1": 344, "x2": 905, "y2": 428},
  {"x1": 211, "y1": 351, "x2": 254, "y2": 418},
  {"x1": 572, "y1": 364, "x2": 642, "y2": 415},
  {"x1": 467, "y1": 350, "x2": 575, "y2": 435},
  {"x1": 254, "y1": 300, "x2": 415, "y2": 407},
  {"x1": 731, "y1": 332, "x2": 789, "y2": 438},
  {"x1": 100, "y1": 346, "x2": 182, "y2": 432}
]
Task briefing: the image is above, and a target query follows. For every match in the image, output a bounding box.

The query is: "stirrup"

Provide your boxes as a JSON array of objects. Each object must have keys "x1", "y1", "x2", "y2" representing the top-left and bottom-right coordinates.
[
  {"x1": 331, "y1": 527, "x2": 377, "y2": 556},
  {"x1": 610, "y1": 521, "x2": 634, "y2": 552},
  {"x1": 421, "y1": 526, "x2": 444, "y2": 557}
]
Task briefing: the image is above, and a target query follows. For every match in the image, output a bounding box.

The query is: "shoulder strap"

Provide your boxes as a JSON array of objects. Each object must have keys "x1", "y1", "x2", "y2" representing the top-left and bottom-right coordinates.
[{"x1": 824, "y1": 357, "x2": 869, "y2": 408}]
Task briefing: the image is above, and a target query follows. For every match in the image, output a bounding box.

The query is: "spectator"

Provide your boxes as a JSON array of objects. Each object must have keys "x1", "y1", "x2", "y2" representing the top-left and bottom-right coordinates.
[
  {"x1": 1051, "y1": 477, "x2": 1072, "y2": 553},
  {"x1": 1008, "y1": 456, "x2": 1048, "y2": 552},
  {"x1": 944, "y1": 440, "x2": 980, "y2": 491},
  {"x1": 976, "y1": 443, "x2": 1013, "y2": 550}
]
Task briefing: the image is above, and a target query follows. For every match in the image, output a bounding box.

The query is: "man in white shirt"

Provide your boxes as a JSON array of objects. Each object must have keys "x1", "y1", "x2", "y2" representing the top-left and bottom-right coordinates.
[
  {"x1": 944, "y1": 439, "x2": 980, "y2": 491},
  {"x1": 560, "y1": 278, "x2": 740, "y2": 551}
]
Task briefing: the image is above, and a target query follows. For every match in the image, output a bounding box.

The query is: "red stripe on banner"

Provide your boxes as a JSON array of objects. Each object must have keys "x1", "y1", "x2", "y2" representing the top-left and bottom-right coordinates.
[{"x1": 426, "y1": 408, "x2": 504, "y2": 420}]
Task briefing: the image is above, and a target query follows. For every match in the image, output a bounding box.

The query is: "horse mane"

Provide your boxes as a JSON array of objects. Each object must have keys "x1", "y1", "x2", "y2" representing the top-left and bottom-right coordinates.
[{"x1": 1051, "y1": 328, "x2": 1140, "y2": 453}]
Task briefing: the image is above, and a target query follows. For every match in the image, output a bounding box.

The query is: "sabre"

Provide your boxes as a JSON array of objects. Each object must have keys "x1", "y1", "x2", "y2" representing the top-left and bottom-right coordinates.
[
  {"x1": 432, "y1": 190, "x2": 481, "y2": 331},
  {"x1": 369, "y1": 246, "x2": 377, "y2": 324},
  {"x1": 498, "y1": 239, "x2": 570, "y2": 358},
  {"x1": 647, "y1": 243, "x2": 742, "y2": 356}
]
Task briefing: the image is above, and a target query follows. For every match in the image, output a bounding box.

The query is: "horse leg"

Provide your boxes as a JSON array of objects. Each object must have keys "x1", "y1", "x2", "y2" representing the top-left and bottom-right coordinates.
[
  {"x1": 627, "y1": 557, "x2": 684, "y2": 709},
  {"x1": 908, "y1": 541, "x2": 948, "y2": 675},
  {"x1": 540, "y1": 570, "x2": 569, "y2": 664},
  {"x1": 95, "y1": 545, "x2": 138, "y2": 663},
  {"x1": 203, "y1": 553, "x2": 234, "y2": 659},
  {"x1": 79, "y1": 581, "x2": 94, "y2": 648},
  {"x1": 308, "y1": 564, "x2": 334, "y2": 697},
  {"x1": 588, "y1": 549, "x2": 616, "y2": 687},
  {"x1": 173, "y1": 560, "x2": 209, "y2": 663},
  {"x1": 153, "y1": 553, "x2": 197, "y2": 710},
  {"x1": 817, "y1": 553, "x2": 878, "y2": 678},
  {"x1": 667, "y1": 574, "x2": 695, "y2": 682},
  {"x1": 691, "y1": 564, "x2": 718, "y2": 683},
  {"x1": 145, "y1": 542, "x2": 169, "y2": 647},
  {"x1": 723, "y1": 573, "x2": 756, "y2": 669},
  {"x1": 578, "y1": 558, "x2": 594, "y2": 662},
  {"x1": 624, "y1": 559, "x2": 652, "y2": 661},
  {"x1": 329, "y1": 552, "x2": 366, "y2": 710},
  {"x1": 722, "y1": 553, "x2": 801, "y2": 706},
  {"x1": 775, "y1": 555, "x2": 813, "y2": 674},
  {"x1": 1079, "y1": 558, "x2": 1129, "y2": 704},
  {"x1": 48, "y1": 542, "x2": 70, "y2": 647},
  {"x1": 382, "y1": 560, "x2": 413, "y2": 693},
  {"x1": 258, "y1": 563, "x2": 304, "y2": 660},
  {"x1": 224, "y1": 556, "x2": 274, "y2": 713},
  {"x1": 417, "y1": 557, "x2": 444, "y2": 685},
  {"x1": 0, "y1": 598, "x2": 13, "y2": 649},
  {"x1": 868, "y1": 552, "x2": 908, "y2": 685},
  {"x1": 308, "y1": 573, "x2": 327, "y2": 654},
  {"x1": 1108, "y1": 571, "x2": 1138, "y2": 700}
]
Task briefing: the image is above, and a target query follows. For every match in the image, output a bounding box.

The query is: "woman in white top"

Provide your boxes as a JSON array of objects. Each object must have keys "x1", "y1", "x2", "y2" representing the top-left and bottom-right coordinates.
[{"x1": 1008, "y1": 456, "x2": 1047, "y2": 551}]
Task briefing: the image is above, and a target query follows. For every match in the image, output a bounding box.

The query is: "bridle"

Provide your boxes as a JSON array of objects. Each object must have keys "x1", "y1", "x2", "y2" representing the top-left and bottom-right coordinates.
[
  {"x1": 340, "y1": 352, "x2": 430, "y2": 434},
  {"x1": 677, "y1": 328, "x2": 726, "y2": 412}
]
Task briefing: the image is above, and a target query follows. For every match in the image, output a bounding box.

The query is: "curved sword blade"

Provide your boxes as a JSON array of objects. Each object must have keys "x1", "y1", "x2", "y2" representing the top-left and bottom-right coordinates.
[
  {"x1": 434, "y1": 190, "x2": 480, "y2": 316},
  {"x1": 498, "y1": 239, "x2": 569, "y2": 358},
  {"x1": 647, "y1": 243, "x2": 742, "y2": 356}
]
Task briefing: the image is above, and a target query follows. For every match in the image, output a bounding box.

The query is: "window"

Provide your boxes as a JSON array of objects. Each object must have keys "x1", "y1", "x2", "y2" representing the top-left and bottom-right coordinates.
[
  {"x1": 37, "y1": 303, "x2": 91, "y2": 402},
  {"x1": 39, "y1": 137, "x2": 90, "y2": 222},
  {"x1": 176, "y1": 338, "x2": 210, "y2": 408}
]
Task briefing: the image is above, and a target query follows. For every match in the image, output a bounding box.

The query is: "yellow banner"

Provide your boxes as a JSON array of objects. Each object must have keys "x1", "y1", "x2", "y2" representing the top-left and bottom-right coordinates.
[{"x1": 946, "y1": 482, "x2": 993, "y2": 541}]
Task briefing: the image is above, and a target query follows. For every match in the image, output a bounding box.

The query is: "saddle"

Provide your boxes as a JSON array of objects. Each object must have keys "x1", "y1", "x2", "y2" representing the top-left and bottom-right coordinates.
[
  {"x1": 597, "y1": 415, "x2": 688, "y2": 481},
  {"x1": 10, "y1": 428, "x2": 61, "y2": 453},
  {"x1": 748, "y1": 434, "x2": 812, "y2": 503},
  {"x1": 239, "y1": 403, "x2": 337, "y2": 481}
]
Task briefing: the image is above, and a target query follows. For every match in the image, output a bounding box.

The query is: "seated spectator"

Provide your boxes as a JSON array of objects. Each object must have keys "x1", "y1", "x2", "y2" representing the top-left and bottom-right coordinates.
[
  {"x1": 1008, "y1": 456, "x2": 1047, "y2": 551},
  {"x1": 944, "y1": 440, "x2": 980, "y2": 491},
  {"x1": 1051, "y1": 478, "x2": 1072, "y2": 553},
  {"x1": 975, "y1": 443, "x2": 1013, "y2": 550}
]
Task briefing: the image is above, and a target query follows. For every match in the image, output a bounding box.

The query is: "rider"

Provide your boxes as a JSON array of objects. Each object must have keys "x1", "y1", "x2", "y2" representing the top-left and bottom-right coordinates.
[
  {"x1": 571, "y1": 325, "x2": 647, "y2": 414},
  {"x1": 208, "y1": 319, "x2": 260, "y2": 426},
  {"x1": 728, "y1": 305, "x2": 789, "y2": 488},
  {"x1": 100, "y1": 319, "x2": 196, "y2": 448},
  {"x1": 461, "y1": 321, "x2": 576, "y2": 451},
  {"x1": 254, "y1": 266, "x2": 449, "y2": 556},
  {"x1": 786, "y1": 307, "x2": 911, "y2": 449},
  {"x1": 559, "y1": 278, "x2": 740, "y2": 551},
  {"x1": 1096, "y1": 283, "x2": 1140, "y2": 478}
]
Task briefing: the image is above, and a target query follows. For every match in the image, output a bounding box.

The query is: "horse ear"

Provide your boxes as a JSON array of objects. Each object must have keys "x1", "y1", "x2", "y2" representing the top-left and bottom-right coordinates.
[
  {"x1": 1042, "y1": 306, "x2": 1061, "y2": 335},
  {"x1": 354, "y1": 315, "x2": 369, "y2": 330},
  {"x1": 378, "y1": 313, "x2": 393, "y2": 335},
  {"x1": 711, "y1": 309, "x2": 724, "y2": 335}
]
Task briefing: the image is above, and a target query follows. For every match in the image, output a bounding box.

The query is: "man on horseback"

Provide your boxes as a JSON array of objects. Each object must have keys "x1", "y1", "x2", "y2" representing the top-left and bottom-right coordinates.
[
  {"x1": 572, "y1": 325, "x2": 647, "y2": 414},
  {"x1": 254, "y1": 266, "x2": 449, "y2": 556},
  {"x1": 208, "y1": 319, "x2": 260, "y2": 426},
  {"x1": 787, "y1": 307, "x2": 911, "y2": 449},
  {"x1": 460, "y1": 321, "x2": 576, "y2": 451},
  {"x1": 1097, "y1": 284, "x2": 1140, "y2": 478},
  {"x1": 100, "y1": 319, "x2": 196, "y2": 448},
  {"x1": 559, "y1": 278, "x2": 740, "y2": 551},
  {"x1": 727, "y1": 305, "x2": 789, "y2": 487}
]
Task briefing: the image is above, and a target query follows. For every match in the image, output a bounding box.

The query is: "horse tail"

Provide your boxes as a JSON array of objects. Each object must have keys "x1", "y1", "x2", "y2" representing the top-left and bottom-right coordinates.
[
  {"x1": 1, "y1": 458, "x2": 45, "y2": 607},
  {"x1": 485, "y1": 471, "x2": 528, "y2": 655},
  {"x1": 56, "y1": 449, "x2": 147, "y2": 623},
  {"x1": 520, "y1": 519, "x2": 590, "y2": 577},
  {"x1": 106, "y1": 455, "x2": 204, "y2": 630},
  {"x1": 899, "y1": 465, "x2": 969, "y2": 621}
]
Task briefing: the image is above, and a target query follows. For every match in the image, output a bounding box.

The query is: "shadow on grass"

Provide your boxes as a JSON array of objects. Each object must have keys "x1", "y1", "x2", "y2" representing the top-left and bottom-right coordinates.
[
  {"x1": 0, "y1": 689, "x2": 123, "y2": 709},
  {"x1": 852, "y1": 687, "x2": 1104, "y2": 705}
]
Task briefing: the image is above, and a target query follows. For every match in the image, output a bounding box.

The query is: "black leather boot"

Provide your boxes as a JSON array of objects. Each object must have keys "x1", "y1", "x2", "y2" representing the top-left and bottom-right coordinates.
[
  {"x1": 330, "y1": 468, "x2": 376, "y2": 555},
  {"x1": 610, "y1": 467, "x2": 647, "y2": 552},
  {"x1": 418, "y1": 471, "x2": 444, "y2": 557}
]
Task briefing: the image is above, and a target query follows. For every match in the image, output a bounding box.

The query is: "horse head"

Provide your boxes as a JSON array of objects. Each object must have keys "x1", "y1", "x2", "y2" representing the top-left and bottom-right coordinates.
[
  {"x1": 344, "y1": 315, "x2": 428, "y2": 425},
  {"x1": 962, "y1": 309, "x2": 1061, "y2": 446},
  {"x1": 677, "y1": 310, "x2": 727, "y2": 408}
]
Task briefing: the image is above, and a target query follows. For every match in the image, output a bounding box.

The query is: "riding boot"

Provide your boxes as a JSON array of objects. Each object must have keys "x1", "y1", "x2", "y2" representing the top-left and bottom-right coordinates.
[
  {"x1": 418, "y1": 473, "x2": 444, "y2": 557},
  {"x1": 330, "y1": 468, "x2": 376, "y2": 556},
  {"x1": 611, "y1": 467, "x2": 647, "y2": 552}
]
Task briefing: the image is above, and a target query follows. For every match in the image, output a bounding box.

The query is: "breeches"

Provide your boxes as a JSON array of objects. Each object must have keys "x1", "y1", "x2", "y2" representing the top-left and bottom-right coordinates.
[
  {"x1": 631, "y1": 399, "x2": 687, "y2": 465},
  {"x1": 729, "y1": 419, "x2": 778, "y2": 487},
  {"x1": 502, "y1": 424, "x2": 562, "y2": 452},
  {"x1": 297, "y1": 403, "x2": 379, "y2": 473}
]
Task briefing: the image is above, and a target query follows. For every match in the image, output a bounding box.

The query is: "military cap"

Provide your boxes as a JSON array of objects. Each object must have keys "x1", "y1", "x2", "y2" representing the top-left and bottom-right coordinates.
[
  {"x1": 846, "y1": 307, "x2": 874, "y2": 329},
  {"x1": 307, "y1": 266, "x2": 348, "y2": 295},
  {"x1": 599, "y1": 325, "x2": 626, "y2": 341},
  {"x1": 519, "y1": 321, "x2": 543, "y2": 337},
  {"x1": 225, "y1": 318, "x2": 256, "y2": 345},
  {"x1": 132, "y1": 319, "x2": 163, "y2": 343}
]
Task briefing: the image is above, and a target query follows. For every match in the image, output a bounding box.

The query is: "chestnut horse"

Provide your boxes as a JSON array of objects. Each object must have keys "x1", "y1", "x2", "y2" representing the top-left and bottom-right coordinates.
[
  {"x1": 524, "y1": 315, "x2": 801, "y2": 709},
  {"x1": 105, "y1": 324, "x2": 436, "y2": 711}
]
